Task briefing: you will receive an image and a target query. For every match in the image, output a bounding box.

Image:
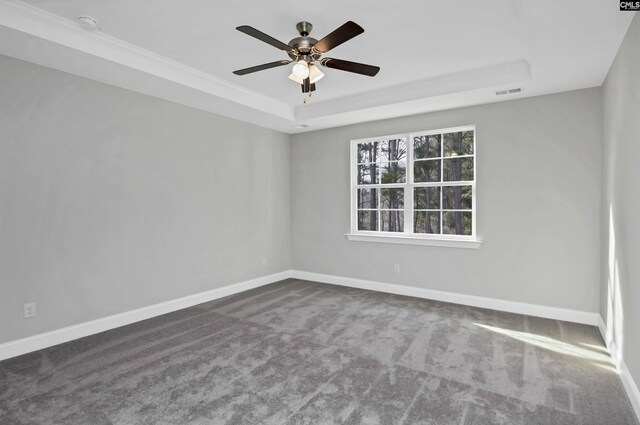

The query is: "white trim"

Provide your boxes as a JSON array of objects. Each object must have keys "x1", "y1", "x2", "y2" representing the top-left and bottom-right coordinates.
[
  {"x1": 620, "y1": 360, "x2": 640, "y2": 421},
  {"x1": 345, "y1": 232, "x2": 482, "y2": 249},
  {"x1": 350, "y1": 126, "x2": 476, "y2": 240},
  {"x1": 295, "y1": 61, "x2": 532, "y2": 123},
  {"x1": 0, "y1": 0, "x2": 293, "y2": 119},
  {"x1": 597, "y1": 316, "x2": 640, "y2": 422},
  {"x1": 0, "y1": 0, "x2": 297, "y2": 133},
  {"x1": 289, "y1": 270, "x2": 600, "y2": 326},
  {"x1": 597, "y1": 314, "x2": 609, "y2": 347},
  {"x1": 0, "y1": 270, "x2": 292, "y2": 361}
]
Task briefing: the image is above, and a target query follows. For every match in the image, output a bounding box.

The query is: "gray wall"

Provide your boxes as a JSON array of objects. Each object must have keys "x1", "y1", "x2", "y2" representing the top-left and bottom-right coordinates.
[
  {"x1": 291, "y1": 88, "x2": 602, "y2": 313},
  {"x1": 0, "y1": 55, "x2": 291, "y2": 343},
  {"x1": 601, "y1": 13, "x2": 640, "y2": 388},
  {"x1": 0, "y1": 51, "x2": 610, "y2": 347}
]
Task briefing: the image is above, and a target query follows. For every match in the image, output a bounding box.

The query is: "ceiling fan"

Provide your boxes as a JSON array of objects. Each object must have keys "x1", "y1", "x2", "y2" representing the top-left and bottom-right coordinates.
[{"x1": 233, "y1": 21, "x2": 380, "y2": 103}]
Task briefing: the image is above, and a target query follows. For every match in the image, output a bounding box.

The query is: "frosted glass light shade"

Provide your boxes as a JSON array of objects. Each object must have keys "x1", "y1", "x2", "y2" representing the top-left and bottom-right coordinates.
[
  {"x1": 289, "y1": 63, "x2": 324, "y2": 85},
  {"x1": 308, "y1": 64, "x2": 325, "y2": 84},
  {"x1": 288, "y1": 72, "x2": 304, "y2": 84},
  {"x1": 292, "y1": 60, "x2": 309, "y2": 79}
]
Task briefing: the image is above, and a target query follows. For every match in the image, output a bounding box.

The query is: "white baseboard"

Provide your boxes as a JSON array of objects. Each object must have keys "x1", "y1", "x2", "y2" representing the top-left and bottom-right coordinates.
[
  {"x1": 289, "y1": 270, "x2": 600, "y2": 326},
  {"x1": 597, "y1": 315, "x2": 608, "y2": 345},
  {"x1": 0, "y1": 270, "x2": 292, "y2": 361},
  {"x1": 620, "y1": 360, "x2": 640, "y2": 421},
  {"x1": 0, "y1": 268, "x2": 602, "y2": 362},
  {"x1": 597, "y1": 316, "x2": 640, "y2": 422}
]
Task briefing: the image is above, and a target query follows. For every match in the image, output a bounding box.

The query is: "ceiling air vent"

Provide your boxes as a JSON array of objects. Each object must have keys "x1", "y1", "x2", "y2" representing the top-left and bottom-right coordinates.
[
  {"x1": 496, "y1": 88, "x2": 522, "y2": 96},
  {"x1": 293, "y1": 124, "x2": 312, "y2": 129}
]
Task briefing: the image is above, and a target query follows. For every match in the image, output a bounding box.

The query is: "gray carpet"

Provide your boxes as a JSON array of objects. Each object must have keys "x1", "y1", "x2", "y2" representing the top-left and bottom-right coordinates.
[{"x1": 0, "y1": 279, "x2": 637, "y2": 424}]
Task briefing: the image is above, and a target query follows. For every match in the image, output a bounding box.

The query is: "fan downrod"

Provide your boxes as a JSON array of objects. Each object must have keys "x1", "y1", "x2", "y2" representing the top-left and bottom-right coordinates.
[{"x1": 296, "y1": 21, "x2": 312, "y2": 36}]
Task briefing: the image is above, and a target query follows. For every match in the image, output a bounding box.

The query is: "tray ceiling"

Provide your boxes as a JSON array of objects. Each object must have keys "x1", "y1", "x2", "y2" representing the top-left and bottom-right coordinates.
[{"x1": 0, "y1": 0, "x2": 634, "y2": 133}]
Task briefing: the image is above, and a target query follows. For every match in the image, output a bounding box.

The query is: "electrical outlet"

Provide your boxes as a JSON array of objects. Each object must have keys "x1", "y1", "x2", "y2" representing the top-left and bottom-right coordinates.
[
  {"x1": 261, "y1": 257, "x2": 268, "y2": 267},
  {"x1": 24, "y1": 302, "x2": 36, "y2": 319},
  {"x1": 393, "y1": 263, "x2": 400, "y2": 273}
]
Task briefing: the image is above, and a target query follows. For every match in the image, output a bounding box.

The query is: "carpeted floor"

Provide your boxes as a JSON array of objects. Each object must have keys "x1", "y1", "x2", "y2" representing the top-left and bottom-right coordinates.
[{"x1": 0, "y1": 279, "x2": 637, "y2": 424}]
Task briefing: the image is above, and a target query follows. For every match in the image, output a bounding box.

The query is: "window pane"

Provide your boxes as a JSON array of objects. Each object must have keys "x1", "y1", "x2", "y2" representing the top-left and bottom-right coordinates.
[
  {"x1": 381, "y1": 138, "x2": 407, "y2": 162},
  {"x1": 357, "y1": 142, "x2": 380, "y2": 163},
  {"x1": 443, "y1": 131, "x2": 474, "y2": 157},
  {"x1": 358, "y1": 188, "x2": 378, "y2": 209},
  {"x1": 442, "y1": 185, "x2": 472, "y2": 210},
  {"x1": 381, "y1": 188, "x2": 404, "y2": 209},
  {"x1": 442, "y1": 211, "x2": 472, "y2": 235},
  {"x1": 380, "y1": 161, "x2": 406, "y2": 184},
  {"x1": 414, "y1": 134, "x2": 441, "y2": 159},
  {"x1": 357, "y1": 164, "x2": 378, "y2": 185},
  {"x1": 381, "y1": 210, "x2": 404, "y2": 232},
  {"x1": 358, "y1": 210, "x2": 378, "y2": 231},
  {"x1": 414, "y1": 211, "x2": 440, "y2": 234},
  {"x1": 414, "y1": 187, "x2": 440, "y2": 209},
  {"x1": 443, "y1": 157, "x2": 473, "y2": 181},
  {"x1": 414, "y1": 159, "x2": 441, "y2": 183}
]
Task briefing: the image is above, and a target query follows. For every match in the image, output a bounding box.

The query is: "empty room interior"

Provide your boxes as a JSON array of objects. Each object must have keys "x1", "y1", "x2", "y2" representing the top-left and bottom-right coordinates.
[{"x1": 1, "y1": 1, "x2": 640, "y2": 424}]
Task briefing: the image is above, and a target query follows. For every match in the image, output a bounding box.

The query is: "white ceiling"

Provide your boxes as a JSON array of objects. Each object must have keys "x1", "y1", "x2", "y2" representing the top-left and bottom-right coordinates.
[{"x1": 0, "y1": 0, "x2": 634, "y2": 133}]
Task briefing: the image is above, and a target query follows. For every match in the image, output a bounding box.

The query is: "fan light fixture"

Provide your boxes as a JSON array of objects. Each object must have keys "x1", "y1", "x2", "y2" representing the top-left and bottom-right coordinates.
[
  {"x1": 288, "y1": 64, "x2": 324, "y2": 84},
  {"x1": 291, "y1": 60, "x2": 309, "y2": 78}
]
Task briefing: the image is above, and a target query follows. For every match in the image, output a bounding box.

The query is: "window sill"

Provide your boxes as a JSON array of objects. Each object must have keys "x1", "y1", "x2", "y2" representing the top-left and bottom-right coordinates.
[{"x1": 345, "y1": 233, "x2": 482, "y2": 249}]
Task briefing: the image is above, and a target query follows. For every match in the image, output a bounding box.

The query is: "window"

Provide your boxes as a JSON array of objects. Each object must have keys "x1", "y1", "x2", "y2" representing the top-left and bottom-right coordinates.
[{"x1": 349, "y1": 125, "x2": 479, "y2": 248}]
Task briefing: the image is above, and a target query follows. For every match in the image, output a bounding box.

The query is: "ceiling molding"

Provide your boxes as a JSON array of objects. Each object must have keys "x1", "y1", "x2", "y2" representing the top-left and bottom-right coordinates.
[
  {"x1": 295, "y1": 60, "x2": 531, "y2": 123},
  {"x1": 0, "y1": 0, "x2": 295, "y2": 122}
]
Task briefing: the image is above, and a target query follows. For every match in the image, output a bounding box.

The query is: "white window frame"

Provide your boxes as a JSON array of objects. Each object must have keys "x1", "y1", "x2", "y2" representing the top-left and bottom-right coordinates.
[{"x1": 346, "y1": 125, "x2": 481, "y2": 249}]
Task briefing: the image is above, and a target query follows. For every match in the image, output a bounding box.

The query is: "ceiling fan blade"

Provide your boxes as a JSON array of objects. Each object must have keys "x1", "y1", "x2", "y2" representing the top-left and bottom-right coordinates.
[
  {"x1": 320, "y1": 58, "x2": 380, "y2": 77},
  {"x1": 313, "y1": 21, "x2": 364, "y2": 54},
  {"x1": 236, "y1": 25, "x2": 293, "y2": 52},
  {"x1": 233, "y1": 60, "x2": 292, "y2": 75}
]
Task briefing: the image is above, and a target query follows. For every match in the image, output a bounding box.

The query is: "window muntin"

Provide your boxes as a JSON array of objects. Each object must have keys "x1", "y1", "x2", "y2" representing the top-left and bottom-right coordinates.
[
  {"x1": 351, "y1": 126, "x2": 475, "y2": 239},
  {"x1": 355, "y1": 138, "x2": 406, "y2": 233}
]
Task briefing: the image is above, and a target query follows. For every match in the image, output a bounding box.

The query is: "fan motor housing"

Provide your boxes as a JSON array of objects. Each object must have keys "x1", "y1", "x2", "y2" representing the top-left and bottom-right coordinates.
[{"x1": 288, "y1": 36, "x2": 320, "y2": 59}]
